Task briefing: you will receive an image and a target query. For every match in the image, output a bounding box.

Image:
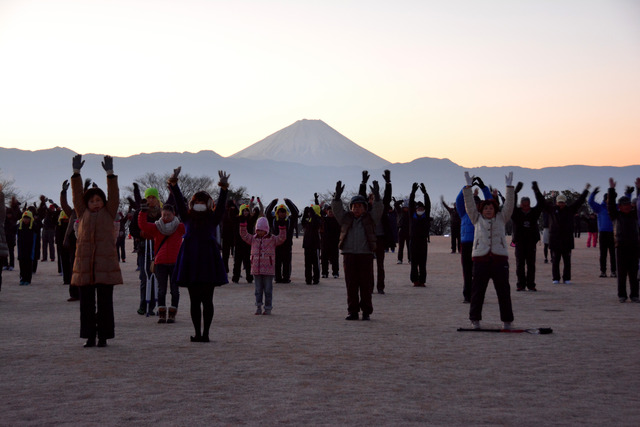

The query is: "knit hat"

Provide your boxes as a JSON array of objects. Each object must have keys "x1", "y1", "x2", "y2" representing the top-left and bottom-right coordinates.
[
  {"x1": 350, "y1": 195, "x2": 367, "y2": 208},
  {"x1": 238, "y1": 204, "x2": 250, "y2": 216},
  {"x1": 256, "y1": 217, "x2": 270, "y2": 233},
  {"x1": 162, "y1": 204, "x2": 175, "y2": 213},
  {"x1": 311, "y1": 204, "x2": 321, "y2": 216},
  {"x1": 190, "y1": 191, "x2": 213, "y2": 210},
  {"x1": 83, "y1": 187, "x2": 107, "y2": 207},
  {"x1": 618, "y1": 196, "x2": 631, "y2": 205},
  {"x1": 144, "y1": 188, "x2": 160, "y2": 200},
  {"x1": 276, "y1": 204, "x2": 289, "y2": 217},
  {"x1": 556, "y1": 194, "x2": 567, "y2": 203},
  {"x1": 20, "y1": 211, "x2": 34, "y2": 229},
  {"x1": 58, "y1": 211, "x2": 69, "y2": 224}
]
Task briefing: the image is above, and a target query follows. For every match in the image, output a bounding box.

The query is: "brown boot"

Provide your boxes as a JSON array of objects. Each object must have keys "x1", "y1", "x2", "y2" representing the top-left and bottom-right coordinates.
[
  {"x1": 158, "y1": 307, "x2": 167, "y2": 324},
  {"x1": 167, "y1": 307, "x2": 177, "y2": 324}
]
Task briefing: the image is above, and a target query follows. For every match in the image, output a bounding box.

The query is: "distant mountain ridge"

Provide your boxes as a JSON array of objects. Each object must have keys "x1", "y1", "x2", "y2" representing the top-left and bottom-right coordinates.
[
  {"x1": 1, "y1": 119, "x2": 639, "y2": 210},
  {"x1": 231, "y1": 119, "x2": 390, "y2": 169}
]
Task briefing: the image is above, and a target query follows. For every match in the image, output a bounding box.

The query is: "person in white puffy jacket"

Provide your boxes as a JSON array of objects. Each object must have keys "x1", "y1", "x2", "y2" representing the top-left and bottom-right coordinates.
[{"x1": 462, "y1": 171, "x2": 515, "y2": 330}]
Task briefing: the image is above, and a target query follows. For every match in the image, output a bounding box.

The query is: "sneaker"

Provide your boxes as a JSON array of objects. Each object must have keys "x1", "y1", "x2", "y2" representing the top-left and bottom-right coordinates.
[
  {"x1": 345, "y1": 313, "x2": 359, "y2": 321},
  {"x1": 611, "y1": 272, "x2": 617, "y2": 278},
  {"x1": 619, "y1": 297, "x2": 628, "y2": 303},
  {"x1": 377, "y1": 289, "x2": 385, "y2": 295},
  {"x1": 8, "y1": 266, "x2": 14, "y2": 271},
  {"x1": 262, "y1": 309, "x2": 271, "y2": 315},
  {"x1": 67, "y1": 297, "x2": 79, "y2": 302},
  {"x1": 528, "y1": 287, "x2": 537, "y2": 292},
  {"x1": 544, "y1": 259, "x2": 548, "y2": 264},
  {"x1": 396, "y1": 260, "x2": 402, "y2": 264},
  {"x1": 463, "y1": 299, "x2": 470, "y2": 304},
  {"x1": 471, "y1": 320, "x2": 481, "y2": 330},
  {"x1": 564, "y1": 280, "x2": 572, "y2": 284},
  {"x1": 361, "y1": 313, "x2": 370, "y2": 321},
  {"x1": 333, "y1": 274, "x2": 339, "y2": 279},
  {"x1": 1, "y1": 266, "x2": 7, "y2": 271},
  {"x1": 631, "y1": 297, "x2": 640, "y2": 303},
  {"x1": 502, "y1": 322, "x2": 513, "y2": 330},
  {"x1": 137, "y1": 308, "x2": 145, "y2": 315},
  {"x1": 599, "y1": 272, "x2": 607, "y2": 278},
  {"x1": 552, "y1": 280, "x2": 560, "y2": 284},
  {"x1": 516, "y1": 287, "x2": 525, "y2": 292},
  {"x1": 413, "y1": 282, "x2": 421, "y2": 287},
  {"x1": 321, "y1": 274, "x2": 328, "y2": 279}
]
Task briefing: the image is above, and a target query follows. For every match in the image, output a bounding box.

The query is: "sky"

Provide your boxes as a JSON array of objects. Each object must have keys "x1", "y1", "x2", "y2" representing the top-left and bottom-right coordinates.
[{"x1": 0, "y1": 0, "x2": 638, "y2": 169}]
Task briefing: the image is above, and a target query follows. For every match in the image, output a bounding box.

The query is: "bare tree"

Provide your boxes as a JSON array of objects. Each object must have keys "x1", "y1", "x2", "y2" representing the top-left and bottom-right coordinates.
[{"x1": 430, "y1": 204, "x2": 450, "y2": 236}]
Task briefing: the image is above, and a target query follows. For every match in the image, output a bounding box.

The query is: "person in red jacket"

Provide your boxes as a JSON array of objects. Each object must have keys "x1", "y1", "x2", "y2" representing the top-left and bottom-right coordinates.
[{"x1": 138, "y1": 203, "x2": 185, "y2": 323}]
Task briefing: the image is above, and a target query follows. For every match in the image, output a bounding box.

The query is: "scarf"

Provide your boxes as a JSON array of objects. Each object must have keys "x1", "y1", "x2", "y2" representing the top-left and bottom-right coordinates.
[{"x1": 155, "y1": 217, "x2": 180, "y2": 236}]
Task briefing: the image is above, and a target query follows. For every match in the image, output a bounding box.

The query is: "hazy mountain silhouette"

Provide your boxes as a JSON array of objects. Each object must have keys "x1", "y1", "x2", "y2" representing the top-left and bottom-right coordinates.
[
  {"x1": 1, "y1": 121, "x2": 639, "y2": 210},
  {"x1": 231, "y1": 119, "x2": 390, "y2": 169}
]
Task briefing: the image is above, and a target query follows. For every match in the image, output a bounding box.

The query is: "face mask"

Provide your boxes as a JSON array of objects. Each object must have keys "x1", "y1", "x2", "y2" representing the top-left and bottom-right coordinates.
[
  {"x1": 193, "y1": 204, "x2": 207, "y2": 212},
  {"x1": 416, "y1": 209, "x2": 425, "y2": 216}
]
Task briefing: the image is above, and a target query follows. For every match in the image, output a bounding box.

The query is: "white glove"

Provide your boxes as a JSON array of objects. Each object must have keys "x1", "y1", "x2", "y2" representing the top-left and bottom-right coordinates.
[
  {"x1": 464, "y1": 171, "x2": 473, "y2": 186},
  {"x1": 505, "y1": 172, "x2": 514, "y2": 186}
]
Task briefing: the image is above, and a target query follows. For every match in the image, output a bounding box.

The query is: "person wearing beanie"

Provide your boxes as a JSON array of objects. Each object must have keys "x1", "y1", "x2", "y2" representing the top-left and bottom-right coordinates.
[
  {"x1": 129, "y1": 184, "x2": 163, "y2": 316},
  {"x1": 607, "y1": 177, "x2": 640, "y2": 303},
  {"x1": 58, "y1": 179, "x2": 80, "y2": 301},
  {"x1": 232, "y1": 200, "x2": 258, "y2": 284},
  {"x1": 441, "y1": 196, "x2": 461, "y2": 254},
  {"x1": 137, "y1": 203, "x2": 185, "y2": 323},
  {"x1": 167, "y1": 167, "x2": 230, "y2": 343},
  {"x1": 331, "y1": 173, "x2": 383, "y2": 321},
  {"x1": 320, "y1": 203, "x2": 340, "y2": 279},
  {"x1": 36, "y1": 196, "x2": 59, "y2": 263},
  {"x1": 3, "y1": 196, "x2": 21, "y2": 271},
  {"x1": 70, "y1": 154, "x2": 123, "y2": 348},
  {"x1": 543, "y1": 185, "x2": 590, "y2": 284},
  {"x1": 265, "y1": 198, "x2": 300, "y2": 284},
  {"x1": 395, "y1": 197, "x2": 411, "y2": 264},
  {"x1": 239, "y1": 215, "x2": 287, "y2": 315},
  {"x1": 409, "y1": 182, "x2": 431, "y2": 287},
  {"x1": 17, "y1": 210, "x2": 37, "y2": 285},
  {"x1": 463, "y1": 171, "x2": 515, "y2": 330}
]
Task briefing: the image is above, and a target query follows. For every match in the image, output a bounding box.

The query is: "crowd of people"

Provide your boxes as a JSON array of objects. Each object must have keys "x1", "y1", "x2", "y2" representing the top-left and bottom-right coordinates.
[{"x1": 1, "y1": 157, "x2": 639, "y2": 345}]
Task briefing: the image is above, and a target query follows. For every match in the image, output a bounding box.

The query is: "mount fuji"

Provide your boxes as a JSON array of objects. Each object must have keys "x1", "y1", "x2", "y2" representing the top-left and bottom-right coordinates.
[{"x1": 231, "y1": 119, "x2": 390, "y2": 169}]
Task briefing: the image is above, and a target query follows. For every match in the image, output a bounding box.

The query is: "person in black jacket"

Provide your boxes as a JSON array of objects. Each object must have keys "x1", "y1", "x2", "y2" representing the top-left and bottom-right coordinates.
[
  {"x1": 3, "y1": 196, "x2": 20, "y2": 271},
  {"x1": 221, "y1": 200, "x2": 238, "y2": 273},
  {"x1": 511, "y1": 181, "x2": 545, "y2": 291},
  {"x1": 17, "y1": 210, "x2": 37, "y2": 285},
  {"x1": 607, "y1": 177, "x2": 639, "y2": 303},
  {"x1": 395, "y1": 199, "x2": 410, "y2": 264},
  {"x1": 232, "y1": 202, "x2": 257, "y2": 284},
  {"x1": 441, "y1": 196, "x2": 461, "y2": 254},
  {"x1": 321, "y1": 204, "x2": 340, "y2": 279},
  {"x1": 409, "y1": 182, "x2": 431, "y2": 287},
  {"x1": 266, "y1": 198, "x2": 299, "y2": 283},
  {"x1": 543, "y1": 185, "x2": 590, "y2": 284},
  {"x1": 301, "y1": 205, "x2": 322, "y2": 284}
]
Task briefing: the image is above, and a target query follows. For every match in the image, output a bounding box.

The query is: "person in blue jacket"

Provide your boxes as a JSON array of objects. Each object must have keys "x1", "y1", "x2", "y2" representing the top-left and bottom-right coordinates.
[
  {"x1": 588, "y1": 187, "x2": 616, "y2": 278},
  {"x1": 456, "y1": 176, "x2": 492, "y2": 303},
  {"x1": 167, "y1": 167, "x2": 229, "y2": 343}
]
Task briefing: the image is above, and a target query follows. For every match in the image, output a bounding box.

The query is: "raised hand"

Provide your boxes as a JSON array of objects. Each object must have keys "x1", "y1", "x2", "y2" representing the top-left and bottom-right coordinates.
[
  {"x1": 505, "y1": 171, "x2": 514, "y2": 186},
  {"x1": 514, "y1": 182, "x2": 523, "y2": 194},
  {"x1": 531, "y1": 181, "x2": 539, "y2": 192},
  {"x1": 464, "y1": 172, "x2": 473, "y2": 187},
  {"x1": 361, "y1": 170, "x2": 370, "y2": 184},
  {"x1": 635, "y1": 177, "x2": 640, "y2": 189},
  {"x1": 168, "y1": 166, "x2": 181, "y2": 185},
  {"x1": 72, "y1": 154, "x2": 85, "y2": 173},
  {"x1": 218, "y1": 170, "x2": 230, "y2": 188},
  {"x1": 101, "y1": 155, "x2": 114, "y2": 174},
  {"x1": 419, "y1": 183, "x2": 427, "y2": 194},
  {"x1": 335, "y1": 181, "x2": 345, "y2": 199},
  {"x1": 592, "y1": 186, "x2": 600, "y2": 196},
  {"x1": 382, "y1": 170, "x2": 391, "y2": 184},
  {"x1": 62, "y1": 180, "x2": 70, "y2": 192},
  {"x1": 370, "y1": 180, "x2": 380, "y2": 199},
  {"x1": 411, "y1": 182, "x2": 419, "y2": 194}
]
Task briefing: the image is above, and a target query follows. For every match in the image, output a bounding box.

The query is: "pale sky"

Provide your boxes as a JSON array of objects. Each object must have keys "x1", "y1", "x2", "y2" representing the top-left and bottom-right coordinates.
[{"x1": 0, "y1": 0, "x2": 638, "y2": 168}]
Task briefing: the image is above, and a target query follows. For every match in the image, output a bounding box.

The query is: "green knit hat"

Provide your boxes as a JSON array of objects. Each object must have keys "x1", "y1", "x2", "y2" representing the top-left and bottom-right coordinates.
[{"x1": 144, "y1": 188, "x2": 160, "y2": 200}]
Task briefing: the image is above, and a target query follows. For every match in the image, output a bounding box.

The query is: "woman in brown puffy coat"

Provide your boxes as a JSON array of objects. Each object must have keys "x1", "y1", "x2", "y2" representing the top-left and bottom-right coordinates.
[{"x1": 70, "y1": 154, "x2": 123, "y2": 348}]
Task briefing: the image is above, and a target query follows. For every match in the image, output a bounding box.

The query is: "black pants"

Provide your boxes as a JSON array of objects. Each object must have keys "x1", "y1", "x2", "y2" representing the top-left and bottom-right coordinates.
[
  {"x1": 450, "y1": 230, "x2": 461, "y2": 253},
  {"x1": 321, "y1": 244, "x2": 339, "y2": 277},
  {"x1": 551, "y1": 248, "x2": 572, "y2": 281},
  {"x1": 187, "y1": 286, "x2": 215, "y2": 338},
  {"x1": 19, "y1": 257, "x2": 33, "y2": 283},
  {"x1": 461, "y1": 241, "x2": 473, "y2": 301},
  {"x1": 79, "y1": 284, "x2": 115, "y2": 340},
  {"x1": 41, "y1": 228, "x2": 55, "y2": 261},
  {"x1": 410, "y1": 240, "x2": 428, "y2": 284},
  {"x1": 515, "y1": 241, "x2": 537, "y2": 289},
  {"x1": 304, "y1": 247, "x2": 320, "y2": 284},
  {"x1": 275, "y1": 245, "x2": 292, "y2": 282},
  {"x1": 221, "y1": 237, "x2": 234, "y2": 273},
  {"x1": 116, "y1": 236, "x2": 126, "y2": 262},
  {"x1": 343, "y1": 253, "x2": 374, "y2": 316},
  {"x1": 599, "y1": 231, "x2": 616, "y2": 274},
  {"x1": 616, "y1": 243, "x2": 639, "y2": 299},
  {"x1": 232, "y1": 241, "x2": 252, "y2": 283},
  {"x1": 375, "y1": 236, "x2": 386, "y2": 291},
  {"x1": 469, "y1": 257, "x2": 513, "y2": 322},
  {"x1": 397, "y1": 231, "x2": 409, "y2": 262},
  {"x1": 8, "y1": 244, "x2": 15, "y2": 268}
]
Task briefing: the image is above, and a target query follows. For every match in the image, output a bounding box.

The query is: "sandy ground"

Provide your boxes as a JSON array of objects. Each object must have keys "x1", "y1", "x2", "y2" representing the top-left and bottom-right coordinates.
[{"x1": 1, "y1": 235, "x2": 639, "y2": 426}]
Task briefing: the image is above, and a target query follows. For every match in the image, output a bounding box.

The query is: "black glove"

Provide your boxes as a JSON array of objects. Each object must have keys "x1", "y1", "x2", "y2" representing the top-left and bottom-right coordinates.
[
  {"x1": 531, "y1": 181, "x2": 540, "y2": 193},
  {"x1": 101, "y1": 155, "x2": 114, "y2": 174},
  {"x1": 591, "y1": 186, "x2": 600, "y2": 196},
  {"x1": 411, "y1": 182, "x2": 419, "y2": 194},
  {"x1": 140, "y1": 199, "x2": 149, "y2": 212},
  {"x1": 335, "y1": 181, "x2": 344, "y2": 199},
  {"x1": 61, "y1": 180, "x2": 69, "y2": 192},
  {"x1": 514, "y1": 182, "x2": 523, "y2": 194},
  {"x1": 370, "y1": 181, "x2": 380, "y2": 200},
  {"x1": 419, "y1": 183, "x2": 427, "y2": 194},
  {"x1": 382, "y1": 170, "x2": 391, "y2": 184},
  {"x1": 72, "y1": 154, "x2": 85, "y2": 173},
  {"x1": 361, "y1": 170, "x2": 370, "y2": 184},
  {"x1": 473, "y1": 176, "x2": 485, "y2": 189}
]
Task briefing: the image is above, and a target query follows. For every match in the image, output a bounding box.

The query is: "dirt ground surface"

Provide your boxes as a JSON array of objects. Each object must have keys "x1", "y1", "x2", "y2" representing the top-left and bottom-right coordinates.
[{"x1": 1, "y1": 235, "x2": 639, "y2": 426}]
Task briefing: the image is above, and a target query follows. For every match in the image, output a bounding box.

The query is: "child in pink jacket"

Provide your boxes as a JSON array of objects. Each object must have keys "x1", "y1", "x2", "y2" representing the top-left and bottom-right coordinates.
[{"x1": 240, "y1": 216, "x2": 286, "y2": 315}]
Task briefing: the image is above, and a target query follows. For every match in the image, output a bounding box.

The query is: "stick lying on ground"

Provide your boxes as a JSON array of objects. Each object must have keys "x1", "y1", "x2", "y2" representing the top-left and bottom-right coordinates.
[{"x1": 457, "y1": 328, "x2": 553, "y2": 334}]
